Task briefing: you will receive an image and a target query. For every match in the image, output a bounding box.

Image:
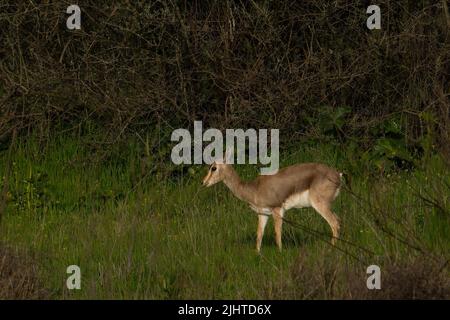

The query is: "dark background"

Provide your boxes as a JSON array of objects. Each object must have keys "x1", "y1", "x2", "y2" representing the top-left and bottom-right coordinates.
[{"x1": 0, "y1": 0, "x2": 448, "y2": 162}]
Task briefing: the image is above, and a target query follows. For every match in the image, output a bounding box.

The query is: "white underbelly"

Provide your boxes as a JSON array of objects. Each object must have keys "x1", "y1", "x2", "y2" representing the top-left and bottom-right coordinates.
[{"x1": 282, "y1": 190, "x2": 311, "y2": 210}]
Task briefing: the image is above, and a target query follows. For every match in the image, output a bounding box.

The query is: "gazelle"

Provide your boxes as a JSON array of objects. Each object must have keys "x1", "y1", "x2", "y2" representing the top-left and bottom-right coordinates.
[{"x1": 202, "y1": 153, "x2": 342, "y2": 252}]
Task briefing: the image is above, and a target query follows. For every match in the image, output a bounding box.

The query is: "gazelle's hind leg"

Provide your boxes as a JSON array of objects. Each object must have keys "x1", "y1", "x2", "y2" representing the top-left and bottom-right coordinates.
[
  {"x1": 310, "y1": 196, "x2": 340, "y2": 245},
  {"x1": 256, "y1": 214, "x2": 269, "y2": 253},
  {"x1": 272, "y1": 207, "x2": 284, "y2": 251}
]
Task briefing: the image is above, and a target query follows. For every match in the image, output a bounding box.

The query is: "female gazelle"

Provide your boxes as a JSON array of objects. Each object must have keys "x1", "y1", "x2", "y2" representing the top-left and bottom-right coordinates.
[{"x1": 202, "y1": 153, "x2": 342, "y2": 252}]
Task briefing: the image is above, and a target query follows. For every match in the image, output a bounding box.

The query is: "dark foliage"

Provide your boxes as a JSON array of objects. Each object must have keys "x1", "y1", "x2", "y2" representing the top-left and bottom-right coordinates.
[{"x1": 0, "y1": 1, "x2": 448, "y2": 151}]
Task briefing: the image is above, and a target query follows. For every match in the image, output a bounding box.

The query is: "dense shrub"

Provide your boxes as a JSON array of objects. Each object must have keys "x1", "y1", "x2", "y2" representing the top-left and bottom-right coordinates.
[{"x1": 0, "y1": 1, "x2": 448, "y2": 153}]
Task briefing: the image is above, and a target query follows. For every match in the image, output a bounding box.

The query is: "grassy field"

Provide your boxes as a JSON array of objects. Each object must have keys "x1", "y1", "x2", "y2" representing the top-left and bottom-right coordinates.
[{"x1": 0, "y1": 135, "x2": 449, "y2": 299}]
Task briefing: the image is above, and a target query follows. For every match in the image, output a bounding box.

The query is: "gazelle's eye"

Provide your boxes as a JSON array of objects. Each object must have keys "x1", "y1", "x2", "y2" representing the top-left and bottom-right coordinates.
[{"x1": 211, "y1": 166, "x2": 217, "y2": 171}]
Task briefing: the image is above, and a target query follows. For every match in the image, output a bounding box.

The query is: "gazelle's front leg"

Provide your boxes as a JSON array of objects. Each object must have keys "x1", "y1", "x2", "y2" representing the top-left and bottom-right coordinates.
[
  {"x1": 273, "y1": 207, "x2": 284, "y2": 251},
  {"x1": 256, "y1": 214, "x2": 269, "y2": 253}
]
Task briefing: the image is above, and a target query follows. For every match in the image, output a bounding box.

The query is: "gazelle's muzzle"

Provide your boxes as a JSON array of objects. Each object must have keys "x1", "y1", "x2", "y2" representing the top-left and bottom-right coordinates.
[{"x1": 202, "y1": 172, "x2": 211, "y2": 187}]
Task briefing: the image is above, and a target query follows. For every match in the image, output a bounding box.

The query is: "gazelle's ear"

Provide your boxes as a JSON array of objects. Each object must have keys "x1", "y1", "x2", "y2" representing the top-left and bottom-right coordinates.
[{"x1": 224, "y1": 147, "x2": 234, "y2": 164}]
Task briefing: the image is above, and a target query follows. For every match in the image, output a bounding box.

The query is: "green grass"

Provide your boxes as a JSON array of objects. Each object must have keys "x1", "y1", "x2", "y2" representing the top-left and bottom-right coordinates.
[{"x1": 0, "y1": 136, "x2": 449, "y2": 299}]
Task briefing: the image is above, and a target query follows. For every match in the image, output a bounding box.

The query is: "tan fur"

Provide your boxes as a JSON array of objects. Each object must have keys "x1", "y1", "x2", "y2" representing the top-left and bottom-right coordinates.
[{"x1": 203, "y1": 161, "x2": 342, "y2": 252}]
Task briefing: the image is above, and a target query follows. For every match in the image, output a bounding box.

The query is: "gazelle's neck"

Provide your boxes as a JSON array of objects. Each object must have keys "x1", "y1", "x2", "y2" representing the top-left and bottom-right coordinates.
[{"x1": 222, "y1": 166, "x2": 256, "y2": 204}]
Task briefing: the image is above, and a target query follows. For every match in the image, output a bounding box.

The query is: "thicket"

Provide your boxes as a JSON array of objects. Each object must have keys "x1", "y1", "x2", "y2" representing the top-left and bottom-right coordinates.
[{"x1": 0, "y1": 1, "x2": 449, "y2": 163}]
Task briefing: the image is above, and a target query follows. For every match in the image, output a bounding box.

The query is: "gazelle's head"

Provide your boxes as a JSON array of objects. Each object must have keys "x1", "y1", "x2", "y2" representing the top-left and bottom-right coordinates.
[
  {"x1": 202, "y1": 149, "x2": 234, "y2": 187},
  {"x1": 202, "y1": 162, "x2": 227, "y2": 187}
]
